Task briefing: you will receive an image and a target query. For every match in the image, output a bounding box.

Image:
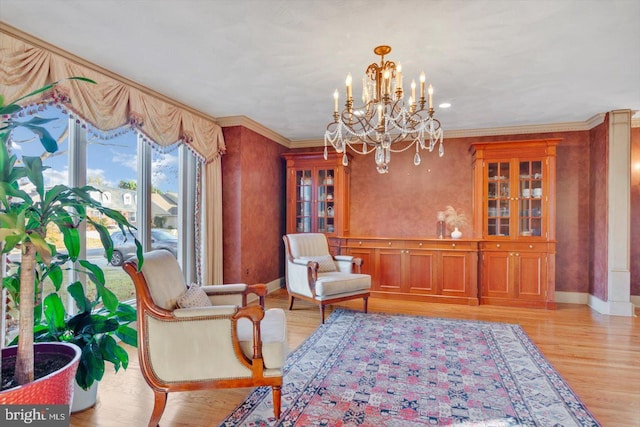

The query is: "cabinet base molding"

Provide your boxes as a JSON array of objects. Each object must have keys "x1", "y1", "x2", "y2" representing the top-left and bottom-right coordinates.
[
  {"x1": 371, "y1": 291, "x2": 479, "y2": 306},
  {"x1": 479, "y1": 297, "x2": 556, "y2": 309}
]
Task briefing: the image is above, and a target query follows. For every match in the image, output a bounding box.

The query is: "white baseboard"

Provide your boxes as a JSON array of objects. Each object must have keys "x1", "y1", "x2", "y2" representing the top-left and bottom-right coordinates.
[
  {"x1": 556, "y1": 292, "x2": 638, "y2": 315},
  {"x1": 588, "y1": 294, "x2": 636, "y2": 317},
  {"x1": 554, "y1": 291, "x2": 590, "y2": 304}
]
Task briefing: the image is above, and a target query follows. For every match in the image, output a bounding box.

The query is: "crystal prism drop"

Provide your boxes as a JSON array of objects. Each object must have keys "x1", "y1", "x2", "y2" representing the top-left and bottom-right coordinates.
[
  {"x1": 342, "y1": 153, "x2": 349, "y2": 166},
  {"x1": 439, "y1": 142, "x2": 444, "y2": 157},
  {"x1": 375, "y1": 146, "x2": 384, "y2": 165},
  {"x1": 323, "y1": 146, "x2": 328, "y2": 160},
  {"x1": 414, "y1": 152, "x2": 421, "y2": 165},
  {"x1": 362, "y1": 142, "x2": 368, "y2": 154}
]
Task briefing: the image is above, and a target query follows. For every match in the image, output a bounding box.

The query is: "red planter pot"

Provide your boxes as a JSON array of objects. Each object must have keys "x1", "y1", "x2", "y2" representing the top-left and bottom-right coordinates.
[{"x1": 0, "y1": 342, "x2": 81, "y2": 405}]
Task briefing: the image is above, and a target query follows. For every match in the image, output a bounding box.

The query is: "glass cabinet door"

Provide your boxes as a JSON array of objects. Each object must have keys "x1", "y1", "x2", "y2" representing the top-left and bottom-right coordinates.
[
  {"x1": 295, "y1": 169, "x2": 312, "y2": 232},
  {"x1": 316, "y1": 169, "x2": 335, "y2": 233},
  {"x1": 486, "y1": 161, "x2": 510, "y2": 236},
  {"x1": 518, "y1": 160, "x2": 543, "y2": 237}
]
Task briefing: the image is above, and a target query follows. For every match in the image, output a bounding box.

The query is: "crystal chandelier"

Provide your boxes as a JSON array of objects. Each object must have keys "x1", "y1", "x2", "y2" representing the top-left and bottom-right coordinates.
[{"x1": 324, "y1": 45, "x2": 444, "y2": 174}]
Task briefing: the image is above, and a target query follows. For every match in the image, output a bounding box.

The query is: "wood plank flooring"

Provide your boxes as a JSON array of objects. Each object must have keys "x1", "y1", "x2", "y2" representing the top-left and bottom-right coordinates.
[{"x1": 70, "y1": 289, "x2": 640, "y2": 427}]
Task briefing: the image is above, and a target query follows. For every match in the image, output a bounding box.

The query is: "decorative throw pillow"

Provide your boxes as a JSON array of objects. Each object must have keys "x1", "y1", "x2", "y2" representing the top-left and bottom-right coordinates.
[
  {"x1": 299, "y1": 254, "x2": 337, "y2": 272},
  {"x1": 177, "y1": 284, "x2": 212, "y2": 308}
]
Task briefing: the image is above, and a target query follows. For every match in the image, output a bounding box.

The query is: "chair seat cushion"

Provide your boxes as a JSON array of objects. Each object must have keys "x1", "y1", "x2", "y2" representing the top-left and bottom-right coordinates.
[
  {"x1": 237, "y1": 308, "x2": 287, "y2": 370},
  {"x1": 315, "y1": 272, "x2": 371, "y2": 297}
]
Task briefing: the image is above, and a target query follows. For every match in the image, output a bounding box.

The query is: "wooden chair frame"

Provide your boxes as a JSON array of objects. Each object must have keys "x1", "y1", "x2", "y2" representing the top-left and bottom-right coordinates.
[{"x1": 123, "y1": 260, "x2": 281, "y2": 427}]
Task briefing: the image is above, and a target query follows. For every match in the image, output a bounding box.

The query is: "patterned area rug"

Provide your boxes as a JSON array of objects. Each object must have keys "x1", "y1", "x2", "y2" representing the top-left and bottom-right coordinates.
[{"x1": 220, "y1": 309, "x2": 600, "y2": 427}]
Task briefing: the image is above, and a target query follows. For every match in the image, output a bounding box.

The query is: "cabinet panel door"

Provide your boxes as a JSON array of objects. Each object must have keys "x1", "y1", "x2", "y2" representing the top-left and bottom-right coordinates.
[
  {"x1": 482, "y1": 251, "x2": 512, "y2": 297},
  {"x1": 517, "y1": 252, "x2": 546, "y2": 300},
  {"x1": 376, "y1": 249, "x2": 402, "y2": 293},
  {"x1": 405, "y1": 250, "x2": 436, "y2": 294},
  {"x1": 441, "y1": 252, "x2": 470, "y2": 295},
  {"x1": 347, "y1": 248, "x2": 375, "y2": 277}
]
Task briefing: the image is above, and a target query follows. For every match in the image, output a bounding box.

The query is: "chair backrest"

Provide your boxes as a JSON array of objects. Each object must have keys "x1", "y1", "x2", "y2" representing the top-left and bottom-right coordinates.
[
  {"x1": 138, "y1": 249, "x2": 187, "y2": 310},
  {"x1": 284, "y1": 233, "x2": 330, "y2": 259}
]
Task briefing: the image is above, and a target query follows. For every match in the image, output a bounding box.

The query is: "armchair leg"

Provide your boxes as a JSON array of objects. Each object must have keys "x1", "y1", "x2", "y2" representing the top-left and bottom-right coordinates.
[
  {"x1": 272, "y1": 385, "x2": 282, "y2": 418},
  {"x1": 363, "y1": 296, "x2": 369, "y2": 314},
  {"x1": 288, "y1": 295, "x2": 295, "y2": 310},
  {"x1": 320, "y1": 304, "x2": 326, "y2": 324},
  {"x1": 149, "y1": 390, "x2": 168, "y2": 427}
]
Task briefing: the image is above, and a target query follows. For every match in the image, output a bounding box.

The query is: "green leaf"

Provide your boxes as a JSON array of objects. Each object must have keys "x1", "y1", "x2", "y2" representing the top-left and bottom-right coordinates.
[
  {"x1": 87, "y1": 218, "x2": 113, "y2": 260},
  {"x1": 60, "y1": 225, "x2": 80, "y2": 261},
  {"x1": 77, "y1": 340, "x2": 104, "y2": 390},
  {"x1": 0, "y1": 104, "x2": 22, "y2": 116},
  {"x1": 22, "y1": 155, "x2": 46, "y2": 199},
  {"x1": 68, "y1": 281, "x2": 90, "y2": 313},
  {"x1": 45, "y1": 263, "x2": 63, "y2": 292},
  {"x1": 99, "y1": 335, "x2": 126, "y2": 371},
  {"x1": 98, "y1": 286, "x2": 118, "y2": 313},
  {"x1": 115, "y1": 303, "x2": 137, "y2": 323},
  {"x1": 115, "y1": 324, "x2": 138, "y2": 348},
  {"x1": 22, "y1": 123, "x2": 58, "y2": 153},
  {"x1": 79, "y1": 259, "x2": 105, "y2": 286},
  {"x1": 43, "y1": 293, "x2": 67, "y2": 332}
]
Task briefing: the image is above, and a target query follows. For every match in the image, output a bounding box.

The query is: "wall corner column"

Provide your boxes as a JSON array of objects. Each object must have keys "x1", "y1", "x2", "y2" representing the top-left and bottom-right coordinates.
[{"x1": 596, "y1": 110, "x2": 634, "y2": 316}]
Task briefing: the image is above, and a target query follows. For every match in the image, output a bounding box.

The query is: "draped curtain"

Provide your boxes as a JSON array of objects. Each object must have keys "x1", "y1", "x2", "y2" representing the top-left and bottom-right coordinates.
[{"x1": 0, "y1": 26, "x2": 225, "y2": 284}]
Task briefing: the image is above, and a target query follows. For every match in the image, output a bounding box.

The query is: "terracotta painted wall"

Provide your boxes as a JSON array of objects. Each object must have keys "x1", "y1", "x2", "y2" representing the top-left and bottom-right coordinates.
[
  {"x1": 221, "y1": 126, "x2": 288, "y2": 285},
  {"x1": 631, "y1": 126, "x2": 640, "y2": 296},
  {"x1": 589, "y1": 118, "x2": 609, "y2": 300},
  {"x1": 349, "y1": 138, "x2": 473, "y2": 237}
]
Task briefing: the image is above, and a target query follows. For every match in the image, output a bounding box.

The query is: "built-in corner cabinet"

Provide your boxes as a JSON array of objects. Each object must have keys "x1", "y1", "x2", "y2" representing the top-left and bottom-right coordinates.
[
  {"x1": 282, "y1": 152, "x2": 351, "y2": 239},
  {"x1": 471, "y1": 139, "x2": 559, "y2": 308}
]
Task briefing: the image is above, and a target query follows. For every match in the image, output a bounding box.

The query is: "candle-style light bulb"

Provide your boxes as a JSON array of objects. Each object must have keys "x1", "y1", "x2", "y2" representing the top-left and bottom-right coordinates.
[
  {"x1": 396, "y1": 62, "x2": 402, "y2": 92},
  {"x1": 428, "y1": 84, "x2": 434, "y2": 109},
  {"x1": 411, "y1": 80, "x2": 416, "y2": 105},
  {"x1": 419, "y1": 72, "x2": 425, "y2": 99},
  {"x1": 333, "y1": 89, "x2": 339, "y2": 113},
  {"x1": 346, "y1": 73, "x2": 352, "y2": 100},
  {"x1": 383, "y1": 70, "x2": 390, "y2": 95},
  {"x1": 362, "y1": 76, "x2": 366, "y2": 103}
]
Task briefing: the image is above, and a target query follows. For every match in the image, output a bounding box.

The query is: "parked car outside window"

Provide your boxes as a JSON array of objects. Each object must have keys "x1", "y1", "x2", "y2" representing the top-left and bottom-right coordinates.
[{"x1": 105, "y1": 229, "x2": 177, "y2": 266}]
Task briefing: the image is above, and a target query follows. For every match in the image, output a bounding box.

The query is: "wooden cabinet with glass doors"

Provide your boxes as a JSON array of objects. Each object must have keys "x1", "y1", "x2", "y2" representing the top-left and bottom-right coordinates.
[
  {"x1": 471, "y1": 139, "x2": 559, "y2": 308},
  {"x1": 283, "y1": 152, "x2": 351, "y2": 241}
]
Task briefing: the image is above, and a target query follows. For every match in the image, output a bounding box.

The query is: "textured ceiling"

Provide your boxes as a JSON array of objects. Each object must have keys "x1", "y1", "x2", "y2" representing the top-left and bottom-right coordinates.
[{"x1": 1, "y1": 0, "x2": 639, "y2": 143}]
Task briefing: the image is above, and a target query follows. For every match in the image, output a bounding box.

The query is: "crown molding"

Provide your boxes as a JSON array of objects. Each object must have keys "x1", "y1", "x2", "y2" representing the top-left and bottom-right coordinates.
[
  {"x1": 443, "y1": 115, "x2": 607, "y2": 139},
  {"x1": 215, "y1": 115, "x2": 292, "y2": 148},
  {"x1": 632, "y1": 117, "x2": 640, "y2": 128},
  {"x1": 285, "y1": 114, "x2": 614, "y2": 148}
]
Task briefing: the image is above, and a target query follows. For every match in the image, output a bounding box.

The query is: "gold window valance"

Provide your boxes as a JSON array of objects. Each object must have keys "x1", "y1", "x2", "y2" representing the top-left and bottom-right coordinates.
[{"x1": 0, "y1": 23, "x2": 225, "y2": 163}]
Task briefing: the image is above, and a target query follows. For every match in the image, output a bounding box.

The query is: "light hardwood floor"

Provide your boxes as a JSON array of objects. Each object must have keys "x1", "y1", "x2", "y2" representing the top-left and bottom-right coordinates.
[{"x1": 70, "y1": 289, "x2": 640, "y2": 427}]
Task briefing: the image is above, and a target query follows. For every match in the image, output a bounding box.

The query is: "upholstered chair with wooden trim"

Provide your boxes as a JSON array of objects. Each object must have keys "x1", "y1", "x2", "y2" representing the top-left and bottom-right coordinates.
[
  {"x1": 283, "y1": 233, "x2": 371, "y2": 323},
  {"x1": 123, "y1": 250, "x2": 286, "y2": 427}
]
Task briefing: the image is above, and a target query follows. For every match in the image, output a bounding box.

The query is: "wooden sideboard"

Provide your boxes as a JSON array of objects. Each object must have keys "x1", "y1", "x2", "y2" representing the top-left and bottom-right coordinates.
[{"x1": 333, "y1": 237, "x2": 479, "y2": 305}]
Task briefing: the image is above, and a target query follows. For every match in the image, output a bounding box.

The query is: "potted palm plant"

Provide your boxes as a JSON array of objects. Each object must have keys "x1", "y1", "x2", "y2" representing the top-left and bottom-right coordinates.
[{"x1": 0, "y1": 78, "x2": 143, "y2": 407}]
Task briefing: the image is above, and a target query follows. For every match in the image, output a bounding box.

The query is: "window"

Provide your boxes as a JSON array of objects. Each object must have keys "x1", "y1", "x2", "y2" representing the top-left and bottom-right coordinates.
[{"x1": 2, "y1": 106, "x2": 199, "y2": 345}]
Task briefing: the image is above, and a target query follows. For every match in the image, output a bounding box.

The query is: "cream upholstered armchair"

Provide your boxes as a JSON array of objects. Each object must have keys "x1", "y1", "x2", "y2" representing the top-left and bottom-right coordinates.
[
  {"x1": 283, "y1": 233, "x2": 371, "y2": 323},
  {"x1": 123, "y1": 250, "x2": 286, "y2": 427}
]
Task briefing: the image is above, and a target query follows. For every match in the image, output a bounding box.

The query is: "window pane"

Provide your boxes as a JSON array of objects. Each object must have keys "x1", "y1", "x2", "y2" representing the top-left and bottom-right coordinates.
[
  {"x1": 86, "y1": 129, "x2": 138, "y2": 302},
  {"x1": 150, "y1": 146, "x2": 180, "y2": 265}
]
